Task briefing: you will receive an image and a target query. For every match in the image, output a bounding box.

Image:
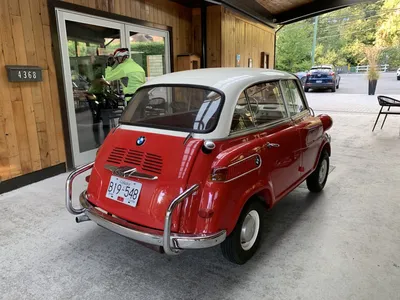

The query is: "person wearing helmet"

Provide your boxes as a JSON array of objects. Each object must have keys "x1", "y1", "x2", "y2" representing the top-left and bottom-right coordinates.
[{"x1": 105, "y1": 48, "x2": 145, "y2": 102}]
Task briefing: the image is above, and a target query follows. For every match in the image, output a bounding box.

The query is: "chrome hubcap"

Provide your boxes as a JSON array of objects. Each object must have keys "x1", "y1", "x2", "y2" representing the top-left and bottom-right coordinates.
[
  {"x1": 319, "y1": 159, "x2": 328, "y2": 185},
  {"x1": 240, "y1": 210, "x2": 260, "y2": 251}
]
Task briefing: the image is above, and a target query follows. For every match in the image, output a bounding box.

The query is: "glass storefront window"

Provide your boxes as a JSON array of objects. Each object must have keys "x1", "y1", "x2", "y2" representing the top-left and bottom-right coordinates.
[{"x1": 67, "y1": 21, "x2": 124, "y2": 152}]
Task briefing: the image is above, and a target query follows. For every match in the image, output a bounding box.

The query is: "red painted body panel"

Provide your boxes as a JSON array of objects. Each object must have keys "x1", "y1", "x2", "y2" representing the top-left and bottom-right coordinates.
[
  {"x1": 87, "y1": 128, "x2": 203, "y2": 231},
  {"x1": 87, "y1": 113, "x2": 331, "y2": 238}
]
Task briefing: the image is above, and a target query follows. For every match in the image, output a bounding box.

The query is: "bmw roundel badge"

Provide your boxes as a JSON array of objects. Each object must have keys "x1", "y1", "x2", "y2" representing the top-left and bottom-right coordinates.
[{"x1": 136, "y1": 136, "x2": 146, "y2": 146}]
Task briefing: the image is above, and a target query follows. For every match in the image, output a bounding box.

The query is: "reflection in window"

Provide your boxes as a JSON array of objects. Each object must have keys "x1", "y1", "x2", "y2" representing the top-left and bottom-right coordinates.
[
  {"x1": 129, "y1": 32, "x2": 166, "y2": 79},
  {"x1": 245, "y1": 82, "x2": 288, "y2": 126},
  {"x1": 66, "y1": 20, "x2": 123, "y2": 152},
  {"x1": 230, "y1": 92, "x2": 255, "y2": 133},
  {"x1": 281, "y1": 80, "x2": 307, "y2": 116},
  {"x1": 121, "y1": 86, "x2": 223, "y2": 132}
]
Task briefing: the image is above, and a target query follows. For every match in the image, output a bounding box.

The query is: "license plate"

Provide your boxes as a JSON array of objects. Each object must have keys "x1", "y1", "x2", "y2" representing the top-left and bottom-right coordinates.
[
  {"x1": 106, "y1": 176, "x2": 142, "y2": 207},
  {"x1": 316, "y1": 80, "x2": 322, "y2": 83}
]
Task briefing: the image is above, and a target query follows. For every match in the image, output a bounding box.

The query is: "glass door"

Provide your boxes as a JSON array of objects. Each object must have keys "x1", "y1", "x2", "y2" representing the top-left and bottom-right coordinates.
[
  {"x1": 57, "y1": 10, "x2": 170, "y2": 167},
  {"x1": 126, "y1": 25, "x2": 171, "y2": 80},
  {"x1": 57, "y1": 10, "x2": 126, "y2": 167}
]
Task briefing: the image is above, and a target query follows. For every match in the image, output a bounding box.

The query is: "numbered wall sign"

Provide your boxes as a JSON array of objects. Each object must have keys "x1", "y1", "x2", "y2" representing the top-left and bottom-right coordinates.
[{"x1": 6, "y1": 65, "x2": 43, "y2": 82}]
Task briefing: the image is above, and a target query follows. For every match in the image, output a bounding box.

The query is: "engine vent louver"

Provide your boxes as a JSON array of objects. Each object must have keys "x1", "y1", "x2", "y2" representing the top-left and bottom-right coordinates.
[{"x1": 106, "y1": 148, "x2": 163, "y2": 175}]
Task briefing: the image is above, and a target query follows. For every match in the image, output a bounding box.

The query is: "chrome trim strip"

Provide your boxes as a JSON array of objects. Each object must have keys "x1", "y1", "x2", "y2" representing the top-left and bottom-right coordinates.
[
  {"x1": 221, "y1": 117, "x2": 292, "y2": 141},
  {"x1": 77, "y1": 191, "x2": 226, "y2": 252},
  {"x1": 65, "y1": 161, "x2": 94, "y2": 215},
  {"x1": 228, "y1": 153, "x2": 261, "y2": 168},
  {"x1": 104, "y1": 164, "x2": 158, "y2": 181},
  {"x1": 278, "y1": 80, "x2": 291, "y2": 116},
  {"x1": 291, "y1": 109, "x2": 311, "y2": 121},
  {"x1": 213, "y1": 153, "x2": 262, "y2": 183}
]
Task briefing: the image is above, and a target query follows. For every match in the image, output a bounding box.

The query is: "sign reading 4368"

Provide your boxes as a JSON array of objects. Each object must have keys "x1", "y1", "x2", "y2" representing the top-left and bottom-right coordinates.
[{"x1": 5, "y1": 65, "x2": 42, "y2": 82}]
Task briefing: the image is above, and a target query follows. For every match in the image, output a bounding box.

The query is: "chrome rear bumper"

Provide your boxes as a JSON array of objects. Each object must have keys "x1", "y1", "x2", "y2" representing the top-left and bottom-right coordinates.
[{"x1": 65, "y1": 163, "x2": 226, "y2": 255}]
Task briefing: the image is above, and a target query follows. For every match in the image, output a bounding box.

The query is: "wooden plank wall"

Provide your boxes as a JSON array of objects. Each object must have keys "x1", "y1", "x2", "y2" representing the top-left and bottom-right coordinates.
[
  {"x1": 221, "y1": 8, "x2": 275, "y2": 68},
  {"x1": 0, "y1": 0, "x2": 66, "y2": 181},
  {"x1": 0, "y1": 0, "x2": 193, "y2": 182},
  {"x1": 192, "y1": 6, "x2": 221, "y2": 68}
]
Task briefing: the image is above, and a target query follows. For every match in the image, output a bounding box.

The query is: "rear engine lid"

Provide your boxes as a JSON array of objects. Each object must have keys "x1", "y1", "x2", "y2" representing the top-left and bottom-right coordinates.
[{"x1": 86, "y1": 128, "x2": 204, "y2": 231}]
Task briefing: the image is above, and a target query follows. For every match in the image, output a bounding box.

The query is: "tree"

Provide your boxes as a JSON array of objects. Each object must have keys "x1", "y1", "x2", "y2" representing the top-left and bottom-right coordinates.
[
  {"x1": 275, "y1": 0, "x2": 386, "y2": 70},
  {"x1": 315, "y1": 45, "x2": 347, "y2": 66},
  {"x1": 376, "y1": 0, "x2": 400, "y2": 47},
  {"x1": 276, "y1": 21, "x2": 313, "y2": 72}
]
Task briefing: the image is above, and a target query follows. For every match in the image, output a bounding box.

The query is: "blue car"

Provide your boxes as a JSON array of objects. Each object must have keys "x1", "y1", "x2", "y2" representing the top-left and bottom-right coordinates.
[
  {"x1": 304, "y1": 65, "x2": 340, "y2": 92},
  {"x1": 294, "y1": 71, "x2": 308, "y2": 86}
]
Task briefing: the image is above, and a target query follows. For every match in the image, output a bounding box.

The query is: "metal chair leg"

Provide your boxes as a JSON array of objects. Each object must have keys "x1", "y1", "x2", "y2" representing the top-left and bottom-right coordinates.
[
  {"x1": 380, "y1": 106, "x2": 391, "y2": 129},
  {"x1": 372, "y1": 106, "x2": 383, "y2": 132}
]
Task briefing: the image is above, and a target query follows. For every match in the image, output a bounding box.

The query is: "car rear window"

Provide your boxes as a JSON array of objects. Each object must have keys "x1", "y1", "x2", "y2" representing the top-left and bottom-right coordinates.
[
  {"x1": 310, "y1": 68, "x2": 332, "y2": 73},
  {"x1": 120, "y1": 85, "x2": 224, "y2": 133}
]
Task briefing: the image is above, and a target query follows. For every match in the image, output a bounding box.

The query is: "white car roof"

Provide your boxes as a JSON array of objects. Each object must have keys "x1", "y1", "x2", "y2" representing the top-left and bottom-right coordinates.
[
  {"x1": 136, "y1": 68, "x2": 299, "y2": 139},
  {"x1": 143, "y1": 68, "x2": 296, "y2": 95}
]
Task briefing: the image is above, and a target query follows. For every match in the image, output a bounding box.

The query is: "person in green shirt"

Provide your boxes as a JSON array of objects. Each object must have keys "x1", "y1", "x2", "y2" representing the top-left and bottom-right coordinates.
[{"x1": 105, "y1": 48, "x2": 146, "y2": 102}]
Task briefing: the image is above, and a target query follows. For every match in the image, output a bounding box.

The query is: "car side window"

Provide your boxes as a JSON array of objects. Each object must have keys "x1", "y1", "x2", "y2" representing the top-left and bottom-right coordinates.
[
  {"x1": 230, "y1": 91, "x2": 255, "y2": 133},
  {"x1": 245, "y1": 81, "x2": 288, "y2": 126},
  {"x1": 281, "y1": 80, "x2": 307, "y2": 116}
]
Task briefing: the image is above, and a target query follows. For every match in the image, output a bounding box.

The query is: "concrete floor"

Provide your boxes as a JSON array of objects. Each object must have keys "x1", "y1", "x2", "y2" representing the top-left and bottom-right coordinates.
[{"x1": 2, "y1": 100, "x2": 400, "y2": 299}]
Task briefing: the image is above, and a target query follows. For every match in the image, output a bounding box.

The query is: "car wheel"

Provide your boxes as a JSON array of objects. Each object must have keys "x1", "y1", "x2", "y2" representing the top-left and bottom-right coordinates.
[
  {"x1": 221, "y1": 199, "x2": 264, "y2": 265},
  {"x1": 306, "y1": 151, "x2": 329, "y2": 193},
  {"x1": 304, "y1": 88, "x2": 309, "y2": 92},
  {"x1": 397, "y1": 76, "x2": 400, "y2": 81},
  {"x1": 331, "y1": 85, "x2": 336, "y2": 92}
]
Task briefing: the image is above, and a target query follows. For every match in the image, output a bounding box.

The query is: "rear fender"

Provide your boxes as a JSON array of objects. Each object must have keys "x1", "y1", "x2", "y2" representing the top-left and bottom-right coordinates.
[
  {"x1": 193, "y1": 137, "x2": 272, "y2": 235},
  {"x1": 194, "y1": 180, "x2": 273, "y2": 235},
  {"x1": 222, "y1": 183, "x2": 275, "y2": 235}
]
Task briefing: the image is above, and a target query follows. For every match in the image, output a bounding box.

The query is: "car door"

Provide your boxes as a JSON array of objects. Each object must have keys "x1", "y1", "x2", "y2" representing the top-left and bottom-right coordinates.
[
  {"x1": 281, "y1": 79, "x2": 324, "y2": 175},
  {"x1": 245, "y1": 81, "x2": 301, "y2": 200}
]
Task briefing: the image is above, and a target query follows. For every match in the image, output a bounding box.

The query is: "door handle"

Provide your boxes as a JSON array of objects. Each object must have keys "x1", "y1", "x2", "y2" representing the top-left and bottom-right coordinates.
[{"x1": 266, "y1": 142, "x2": 280, "y2": 148}]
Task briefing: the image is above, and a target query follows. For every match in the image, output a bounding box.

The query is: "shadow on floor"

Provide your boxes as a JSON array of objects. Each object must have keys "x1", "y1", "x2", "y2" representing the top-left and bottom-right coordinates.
[{"x1": 61, "y1": 188, "x2": 322, "y2": 299}]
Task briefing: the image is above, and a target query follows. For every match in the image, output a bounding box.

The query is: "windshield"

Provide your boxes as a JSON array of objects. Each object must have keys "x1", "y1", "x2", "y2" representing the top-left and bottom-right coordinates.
[{"x1": 120, "y1": 85, "x2": 224, "y2": 133}]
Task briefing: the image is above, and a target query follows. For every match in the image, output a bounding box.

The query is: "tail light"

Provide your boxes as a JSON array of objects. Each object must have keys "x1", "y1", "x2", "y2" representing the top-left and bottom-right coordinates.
[
  {"x1": 318, "y1": 114, "x2": 333, "y2": 131},
  {"x1": 210, "y1": 168, "x2": 228, "y2": 182},
  {"x1": 306, "y1": 73, "x2": 311, "y2": 77}
]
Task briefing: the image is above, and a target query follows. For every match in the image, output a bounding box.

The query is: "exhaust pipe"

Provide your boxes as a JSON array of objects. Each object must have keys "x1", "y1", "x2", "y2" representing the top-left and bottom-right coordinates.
[{"x1": 75, "y1": 214, "x2": 90, "y2": 223}]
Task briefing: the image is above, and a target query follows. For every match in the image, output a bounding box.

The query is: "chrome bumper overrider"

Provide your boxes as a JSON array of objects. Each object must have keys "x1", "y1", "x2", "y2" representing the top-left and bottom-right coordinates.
[{"x1": 65, "y1": 162, "x2": 226, "y2": 255}]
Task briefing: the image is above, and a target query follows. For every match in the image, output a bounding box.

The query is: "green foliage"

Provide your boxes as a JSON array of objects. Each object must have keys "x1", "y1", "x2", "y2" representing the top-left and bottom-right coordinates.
[
  {"x1": 275, "y1": 0, "x2": 400, "y2": 70},
  {"x1": 130, "y1": 42, "x2": 165, "y2": 75},
  {"x1": 376, "y1": 0, "x2": 400, "y2": 47},
  {"x1": 315, "y1": 45, "x2": 347, "y2": 66},
  {"x1": 276, "y1": 21, "x2": 313, "y2": 72},
  {"x1": 131, "y1": 42, "x2": 165, "y2": 55}
]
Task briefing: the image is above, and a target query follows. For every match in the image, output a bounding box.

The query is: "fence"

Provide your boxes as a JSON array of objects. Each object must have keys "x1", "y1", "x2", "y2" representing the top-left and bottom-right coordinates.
[
  {"x1": 355, "y1": 64, "x2": 389, "y2": 73},
  {"x1": 335, "y1": 64, "x2": 390, "y2": 73}
]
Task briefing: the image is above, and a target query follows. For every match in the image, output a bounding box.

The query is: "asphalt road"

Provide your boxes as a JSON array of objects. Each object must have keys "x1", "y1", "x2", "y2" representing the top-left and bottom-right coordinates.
[{"x1": 305, "y1": 72, "x2": 400, "y2": 95}]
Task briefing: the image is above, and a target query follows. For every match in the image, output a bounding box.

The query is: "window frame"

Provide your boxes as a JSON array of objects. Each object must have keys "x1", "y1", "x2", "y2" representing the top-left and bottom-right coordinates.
[
  {"x1": 279, "y1": 79, "x2": 310, "y2": 120},
  {"x1": 229, "y1": 91, "x2": 257, "y2": 134},
  {"x1": 228, "y1": 79, "x2": 292, "y2": 137}
]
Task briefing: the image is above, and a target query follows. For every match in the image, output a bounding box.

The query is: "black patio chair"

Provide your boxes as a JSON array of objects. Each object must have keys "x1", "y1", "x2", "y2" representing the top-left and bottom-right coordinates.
[{"x1": 372, "y1": 95, "x2": 400, "y2": 131}]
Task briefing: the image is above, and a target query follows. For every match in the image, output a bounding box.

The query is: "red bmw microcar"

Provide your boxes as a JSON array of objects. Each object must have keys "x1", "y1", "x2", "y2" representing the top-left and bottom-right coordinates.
[{"x1": 66, "y1": 68, "x2": 332, "y2": 264}]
